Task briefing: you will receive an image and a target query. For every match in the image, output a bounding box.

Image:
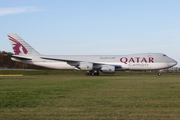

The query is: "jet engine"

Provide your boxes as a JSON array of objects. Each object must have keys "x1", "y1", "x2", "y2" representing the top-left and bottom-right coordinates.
[
  {"x1": 78, "y1": 62, "x2": 93, "y2": 71},
  {"x1": 101, "y1": 65, "x2": 115, "y2": 74}
]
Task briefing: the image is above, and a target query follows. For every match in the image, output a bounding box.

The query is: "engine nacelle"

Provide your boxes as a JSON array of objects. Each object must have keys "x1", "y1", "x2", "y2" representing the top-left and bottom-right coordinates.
[
  {"x1": 78, "y1": 62, "x2": 93, "y2": 71},
  {"x1": 101, "y1": 65, "x2": 115, "y2": 74}
]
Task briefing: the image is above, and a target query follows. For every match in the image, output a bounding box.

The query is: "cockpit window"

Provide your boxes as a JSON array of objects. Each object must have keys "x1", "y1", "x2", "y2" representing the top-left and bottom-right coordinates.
[{"x1": 163, "y1": 54, "x2": 167, "y2": 57}]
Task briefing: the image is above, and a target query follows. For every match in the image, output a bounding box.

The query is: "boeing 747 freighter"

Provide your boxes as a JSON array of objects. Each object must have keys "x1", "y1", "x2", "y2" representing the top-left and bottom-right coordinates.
[{"x1": 7, "y1": 33, "x2": 177, "y2": 76}]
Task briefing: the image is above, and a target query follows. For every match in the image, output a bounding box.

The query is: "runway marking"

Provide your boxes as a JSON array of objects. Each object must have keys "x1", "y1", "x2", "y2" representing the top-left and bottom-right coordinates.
[{"x1": 0, "y1": 74, "x2": 23, "y2": 77}]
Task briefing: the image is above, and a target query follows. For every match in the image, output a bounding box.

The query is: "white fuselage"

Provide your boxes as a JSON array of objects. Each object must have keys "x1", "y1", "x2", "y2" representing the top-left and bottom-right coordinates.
[{"x1": 12, "y1": 53, "x2": 177, "y2": 71}]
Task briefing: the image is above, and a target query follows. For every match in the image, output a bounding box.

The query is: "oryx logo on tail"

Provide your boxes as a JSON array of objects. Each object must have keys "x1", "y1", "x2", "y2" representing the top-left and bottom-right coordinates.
[{"x1": 8, "y1": 35, "x2": 28, "y2": 55}]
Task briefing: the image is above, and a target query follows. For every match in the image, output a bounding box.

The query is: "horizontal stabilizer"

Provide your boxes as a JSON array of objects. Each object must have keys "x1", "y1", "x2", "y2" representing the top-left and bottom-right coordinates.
[
  {"x1": 5, "y1": 54, "x2": 32, "y2": 60},
  {"x1": 11, "y1": 56, "x2": 32, "y2": 60}
]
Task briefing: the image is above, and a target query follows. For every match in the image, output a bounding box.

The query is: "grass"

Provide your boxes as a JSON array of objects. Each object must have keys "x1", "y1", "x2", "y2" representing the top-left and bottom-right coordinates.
[
  {"x1": 0, "y1": 76, "x2": 180, "y2": 119},
  {"x1": 0, "y1": 70, "x2": 86, "y2": 75}
]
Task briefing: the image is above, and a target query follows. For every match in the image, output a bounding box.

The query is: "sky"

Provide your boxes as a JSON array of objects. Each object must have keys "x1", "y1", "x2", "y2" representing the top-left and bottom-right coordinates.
[{"x1": 0, "y1": 0, "x2": 180, "y2": 66}]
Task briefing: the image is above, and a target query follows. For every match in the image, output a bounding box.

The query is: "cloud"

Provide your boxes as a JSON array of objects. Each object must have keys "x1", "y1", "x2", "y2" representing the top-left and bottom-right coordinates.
[{"x1": 0, "y1": 6, "x2": 39, "y2": 16}]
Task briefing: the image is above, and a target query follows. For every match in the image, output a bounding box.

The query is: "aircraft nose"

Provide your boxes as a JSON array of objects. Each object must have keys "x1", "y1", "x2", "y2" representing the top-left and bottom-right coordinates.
[
  {"x1": 168, "y1": 58, "x2": 178, "y2": 67},
  {"x1": 173, "y1": 59, "x2": 178, "y2": 66}
]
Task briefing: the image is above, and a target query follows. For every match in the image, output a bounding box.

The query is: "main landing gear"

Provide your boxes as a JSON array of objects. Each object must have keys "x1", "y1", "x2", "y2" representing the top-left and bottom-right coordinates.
[{"x1": 85, "y1": 71, "x2": 99, "y2": 76}]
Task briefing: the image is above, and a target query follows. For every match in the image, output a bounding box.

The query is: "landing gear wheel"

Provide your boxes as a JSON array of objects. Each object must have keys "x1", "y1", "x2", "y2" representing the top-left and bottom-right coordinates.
[
  {"x1": 89, "y1": 71, "x2": 92, "y2": 76},
  {"x1": 85, "y1": 71, "x2": 99, "y2": 76},
  {"x1": 94, "y1": 71, "x2": 99, "y2": 76},
  {"x1": 158, "y1": 72, "x2": 162, "y2": 76},
  {"x1": 97, "y1": 72, "x2": 99, "y2": 76},
  {"x1": 85, "y1": 72, "x2": 89, "y2": 76},
  {"x1": 94, "y1": 72, "x2": 97, "y2": 76}
]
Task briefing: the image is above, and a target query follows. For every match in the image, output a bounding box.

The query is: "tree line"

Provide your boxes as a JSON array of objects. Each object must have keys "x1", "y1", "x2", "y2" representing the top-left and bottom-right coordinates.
[{"x1": 0, "y1": 51, "x2": 49, "y2": 69}]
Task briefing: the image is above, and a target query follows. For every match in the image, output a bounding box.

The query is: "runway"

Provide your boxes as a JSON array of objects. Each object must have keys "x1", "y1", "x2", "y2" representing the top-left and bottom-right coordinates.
[{"x1": 1, "y1": 74, "x2": 180, "y2": 77}]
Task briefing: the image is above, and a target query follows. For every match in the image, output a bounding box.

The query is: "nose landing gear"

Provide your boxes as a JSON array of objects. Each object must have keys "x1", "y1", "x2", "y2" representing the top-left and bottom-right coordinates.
[
  {"x1": 158, "y1": 70, "x2": 162, "y2": 76},
  {"x1": 158, "y1": 72, "x2": 162, "y2": 76},
  {"x1": 85, "y1": 71, "x2": 99, "y2": 76}
]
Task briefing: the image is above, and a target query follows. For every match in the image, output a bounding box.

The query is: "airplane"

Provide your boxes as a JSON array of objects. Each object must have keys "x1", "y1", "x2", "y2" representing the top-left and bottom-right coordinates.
[{"x1": 7, "y1": 33, "x2": 177, "y2": 76}]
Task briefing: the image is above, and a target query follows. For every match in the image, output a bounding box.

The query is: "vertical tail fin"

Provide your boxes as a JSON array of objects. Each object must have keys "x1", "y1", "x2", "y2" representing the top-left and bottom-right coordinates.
[{"x1": 7, "y1": 33, "x2": 40, "y2": 55}]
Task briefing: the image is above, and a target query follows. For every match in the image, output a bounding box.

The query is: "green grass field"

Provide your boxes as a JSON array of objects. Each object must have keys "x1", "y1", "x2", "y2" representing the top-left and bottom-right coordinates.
[{"x1": 0, "y1": 75, "x2": 180, "y2": 119}]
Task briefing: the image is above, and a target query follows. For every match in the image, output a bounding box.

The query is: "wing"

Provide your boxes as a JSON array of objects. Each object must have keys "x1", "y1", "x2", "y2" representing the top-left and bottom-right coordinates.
[{"x1": 40, "y1": 56, "x2": 122, "y2": 69}]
